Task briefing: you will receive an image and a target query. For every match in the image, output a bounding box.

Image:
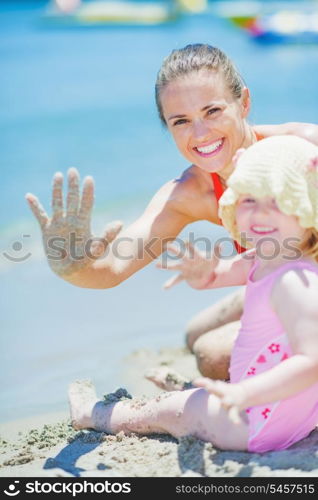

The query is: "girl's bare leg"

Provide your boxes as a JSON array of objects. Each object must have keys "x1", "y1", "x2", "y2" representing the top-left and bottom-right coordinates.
[{"x1": 69, "y1": 380, "x2": 249, "y2": 451}]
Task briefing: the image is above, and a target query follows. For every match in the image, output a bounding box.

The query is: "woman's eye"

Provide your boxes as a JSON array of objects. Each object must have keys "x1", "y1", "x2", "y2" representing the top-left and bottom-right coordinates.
[
  {"x1": 173, "y1": 118, "x2": 188, "y2": 126},
  {"x1": 207, "y1": 107, "x2": 221, "y2": 116},
  {"x1": 242, "y1": 198, "x2": 255, "y2": 204}
]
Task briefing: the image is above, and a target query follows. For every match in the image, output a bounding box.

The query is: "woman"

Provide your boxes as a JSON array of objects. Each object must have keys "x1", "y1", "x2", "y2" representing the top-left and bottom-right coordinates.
[{"x1": 26, "y1": 44, "x2": 318, "y2": 380}]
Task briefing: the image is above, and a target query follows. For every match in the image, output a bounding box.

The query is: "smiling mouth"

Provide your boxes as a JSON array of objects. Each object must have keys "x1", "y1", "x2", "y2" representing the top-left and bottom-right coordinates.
[
  {"x1": 194, "y1": 138, "x2": 224, "y2": 157},
  {"x1": 251, "y1": 225, "x2": 277, "y2": 235}
]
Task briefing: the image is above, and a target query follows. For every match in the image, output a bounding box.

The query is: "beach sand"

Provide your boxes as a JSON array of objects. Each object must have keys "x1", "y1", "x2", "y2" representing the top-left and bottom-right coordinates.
[{"x1": 1, "y1": 346, "x2": 318, "y2": 478}]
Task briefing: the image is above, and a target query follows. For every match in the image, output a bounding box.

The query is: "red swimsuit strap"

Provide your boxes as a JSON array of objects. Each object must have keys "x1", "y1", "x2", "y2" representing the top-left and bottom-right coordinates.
[
  {"x1": 210, "y1": 172, "x2": 246, "y2": 254},
  {"x1": 211, "y1": 172, "x2": 224, "y2": 201}
]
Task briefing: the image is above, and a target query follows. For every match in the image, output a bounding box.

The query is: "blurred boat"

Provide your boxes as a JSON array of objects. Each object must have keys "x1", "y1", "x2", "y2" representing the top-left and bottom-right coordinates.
[
  {"x1": 44, "y1": 0, "x2": 207, "y2": 26},
  {"x1": 241, "y1": 10, "x2": 318, "y2": 44},
  {"x1": 215, "y1": 1, "x2": 318, "y2": 44}
]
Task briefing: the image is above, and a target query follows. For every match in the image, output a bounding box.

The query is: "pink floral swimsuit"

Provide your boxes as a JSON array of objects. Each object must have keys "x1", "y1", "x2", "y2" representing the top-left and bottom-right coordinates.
[{"x1": 230, "y1": 259, "x2": 318, "y2": 453}]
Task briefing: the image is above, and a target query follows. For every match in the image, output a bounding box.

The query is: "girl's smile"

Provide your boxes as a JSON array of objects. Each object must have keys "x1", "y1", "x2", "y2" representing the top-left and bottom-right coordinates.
[
  {"x1": 235, "y1": 195, "x2": 307, "y2": 261},
  {"x1": 250, "y1": 225, "x2": 277, "y2": 235}
]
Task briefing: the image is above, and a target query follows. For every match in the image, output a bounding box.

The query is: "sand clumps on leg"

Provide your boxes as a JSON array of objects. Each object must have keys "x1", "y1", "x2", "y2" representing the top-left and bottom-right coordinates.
[
  {"x1": 68, "y1": 380, "x2": 99, "y2": 430},
  {"x1": 103, "y1": 388, "x2": 132, "y2": 404},
  {"x1": 69, "y1": 382, "x2": 135, "y2": 434},
  {"x1": 145, "y1": 367, "x2": 193, "y2": 391}
]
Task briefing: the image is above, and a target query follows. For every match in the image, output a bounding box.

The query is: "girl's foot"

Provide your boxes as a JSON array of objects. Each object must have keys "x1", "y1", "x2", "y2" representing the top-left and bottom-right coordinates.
[
  {"x1": 68, "y1": 380, "x2": 99, "y2": 430},
  {"x1": 145, "y1": 367, "x2": 193, "y2": 391}
]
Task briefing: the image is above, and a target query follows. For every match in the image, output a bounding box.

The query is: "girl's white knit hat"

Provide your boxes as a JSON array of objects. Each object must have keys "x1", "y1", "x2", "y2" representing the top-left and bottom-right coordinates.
[{"x1": 219, "y1": 135, "x2": 318, "y2": 247}]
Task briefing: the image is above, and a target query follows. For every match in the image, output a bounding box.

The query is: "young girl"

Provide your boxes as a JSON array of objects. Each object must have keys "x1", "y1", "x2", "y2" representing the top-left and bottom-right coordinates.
[{"x1": 69, "y1": 135, "x2": 318, "y2": 453}]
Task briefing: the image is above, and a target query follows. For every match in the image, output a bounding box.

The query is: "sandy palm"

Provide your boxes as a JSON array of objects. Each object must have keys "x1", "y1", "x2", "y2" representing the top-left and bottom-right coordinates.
[{"x1": 26, "y1": 168, "x2": 122, "y2": 277}]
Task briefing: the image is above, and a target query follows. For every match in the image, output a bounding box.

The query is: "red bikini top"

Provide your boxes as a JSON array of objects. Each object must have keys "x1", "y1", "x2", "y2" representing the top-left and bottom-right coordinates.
[{"x1": 210, "y1": 172, "x2": 246, "y2": 254}]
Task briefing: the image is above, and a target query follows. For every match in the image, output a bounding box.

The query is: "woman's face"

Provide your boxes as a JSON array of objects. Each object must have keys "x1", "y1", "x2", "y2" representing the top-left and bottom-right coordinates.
[{"x1": 160, "y1": 69, "x2": 250, "y2": 176}]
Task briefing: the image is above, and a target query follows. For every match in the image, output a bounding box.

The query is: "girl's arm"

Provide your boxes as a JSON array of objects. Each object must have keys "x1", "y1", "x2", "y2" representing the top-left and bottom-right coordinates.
[
  {"x1": 210, "y1": 248, "x2": 255, "y2": 289},
  {"x1": 195, "y1": 353, "x2": 318, "y2": 425},
  {"x1": 195, "y1": 267, "x2": 318, "y2": 419},
  {"x1": 239, "y1": 354, "x2": 318, "y2": 409},
  {"x1": 254, "y1": 122, "x2": 318, "y2": 146},
  {"x1": 157, "y1": 243, "x2": 255, "y2": 290},
  {"x1": 245, "y1": 266, "x2": 318, "y2": 405}
]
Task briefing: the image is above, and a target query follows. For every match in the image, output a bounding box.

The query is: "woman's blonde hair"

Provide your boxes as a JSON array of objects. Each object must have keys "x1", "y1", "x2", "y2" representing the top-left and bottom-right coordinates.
[{"x1": 155, "y1": 44, "x2": 245, "y2": 125}]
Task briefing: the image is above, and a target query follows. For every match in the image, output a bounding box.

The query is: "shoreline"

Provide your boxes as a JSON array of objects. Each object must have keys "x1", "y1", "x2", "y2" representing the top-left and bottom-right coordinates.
[{"x1": 1, "y1": 346, "x2": 318, "y2": 478}]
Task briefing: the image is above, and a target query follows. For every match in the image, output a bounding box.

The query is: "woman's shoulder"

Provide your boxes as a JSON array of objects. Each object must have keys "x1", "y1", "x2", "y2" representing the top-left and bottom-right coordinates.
[
  {"x1": 173, "y1": 165, "x2": 212, "y2": 197},
  {"x1": 161, "y1": 165, "x2": 219, "y2": 223}
]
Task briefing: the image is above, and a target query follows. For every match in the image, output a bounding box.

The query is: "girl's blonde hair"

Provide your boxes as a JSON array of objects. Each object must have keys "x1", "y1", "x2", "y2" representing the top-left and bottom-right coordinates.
[
  {"x1": 219, "y1": 135, "x2": 318, "y2": 258},
  {"x1": 300, "y1": 229, "x2": 318, "y2": 262}
]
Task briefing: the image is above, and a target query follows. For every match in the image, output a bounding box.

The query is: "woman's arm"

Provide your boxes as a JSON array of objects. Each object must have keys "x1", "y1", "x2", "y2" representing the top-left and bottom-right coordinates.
[
  {"x1": 254, "y1": 122, "x2": 318, "y2": 146},
  {"x1": 26, "y1": 167, "x2": 213, "y2": 289}
]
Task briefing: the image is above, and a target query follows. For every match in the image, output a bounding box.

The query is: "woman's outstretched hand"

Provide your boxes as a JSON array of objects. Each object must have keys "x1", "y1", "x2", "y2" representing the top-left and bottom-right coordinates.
[
  {"x1": 194, "y1": 377, "x2": 248, "y2": 425},
  {"x1": 26, "y1": 167, "x2": 123, "y2": 278},
  {"x1": 156, "y1": 241, "x2": 222, "y2": 290}
]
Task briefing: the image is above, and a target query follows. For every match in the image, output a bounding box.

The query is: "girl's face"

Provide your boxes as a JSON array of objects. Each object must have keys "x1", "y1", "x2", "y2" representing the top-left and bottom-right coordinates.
[
  {"x1": 160, "y1": 69, "x2": 250, "y2": 176},
  {"x1": 235, "y1": 195, "x2": 307, "y2": 258}
]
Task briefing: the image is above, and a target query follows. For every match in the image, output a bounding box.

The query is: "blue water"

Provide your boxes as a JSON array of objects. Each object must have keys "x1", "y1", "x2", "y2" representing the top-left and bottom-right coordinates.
[{"x1": 1, "y1": 1, "x2": 318, "y2": 422}]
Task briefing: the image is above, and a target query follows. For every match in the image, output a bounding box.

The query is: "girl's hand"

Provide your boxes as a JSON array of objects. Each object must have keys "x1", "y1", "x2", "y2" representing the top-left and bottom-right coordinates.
[
  {"x1": 26, "y1": 168, "x2": 123, "y2": 278},
  {"x1": 156, "y1": 241, "x2": 221, "y2": 290},
  {"x1": 194, "y1": 377, "x2": 248, "y2": 425}
]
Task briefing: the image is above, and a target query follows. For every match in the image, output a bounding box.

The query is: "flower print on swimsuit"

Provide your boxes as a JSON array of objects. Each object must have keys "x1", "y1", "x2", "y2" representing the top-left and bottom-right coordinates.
[{"x1": 242, "y1": 334, "x2": 293, "y2": 442}]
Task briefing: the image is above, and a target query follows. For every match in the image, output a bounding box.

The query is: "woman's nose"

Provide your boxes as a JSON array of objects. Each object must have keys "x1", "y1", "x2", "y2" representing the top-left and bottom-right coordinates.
[{"x1": 192, "y1": 119, "x2": 210, "y2": 141}]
